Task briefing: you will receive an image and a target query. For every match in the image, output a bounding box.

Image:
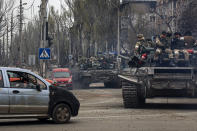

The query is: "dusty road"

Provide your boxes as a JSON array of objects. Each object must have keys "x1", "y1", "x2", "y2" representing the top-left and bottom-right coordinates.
[{"x1": 1, "y1": 88, "x2": 197, "y2": 131}]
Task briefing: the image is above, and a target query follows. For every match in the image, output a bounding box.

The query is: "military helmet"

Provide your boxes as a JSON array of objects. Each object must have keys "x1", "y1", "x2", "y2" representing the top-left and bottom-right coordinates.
[
  {"x1": 174, "y1": 32, "x2": 181, "y2": 36},
  {"x1": 162, "y1": 31, "x2": 167, "y2": 35},
  {"x1": 137, "y1": 34, "x2": 144, "y2": 38}
]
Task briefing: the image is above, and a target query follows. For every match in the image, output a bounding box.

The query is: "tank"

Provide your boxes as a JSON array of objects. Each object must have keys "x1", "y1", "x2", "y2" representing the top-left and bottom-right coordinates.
[
  {"x1": 73, "y1": 54, "x2": 120, "y2": 89},
  {"x1": 118, "y1": 47, "x2": 197, "y2": 108}
]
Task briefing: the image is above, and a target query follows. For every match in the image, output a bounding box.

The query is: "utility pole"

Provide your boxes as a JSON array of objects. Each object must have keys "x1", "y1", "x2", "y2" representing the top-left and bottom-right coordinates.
[
  {"x1": 40, "y1": 0, "x2": 48, "y2": 77},
  {"x1": 117, "y1": 7, "x2": 121, "y2": 71},
  {"x1": 57, "y1": 23, "x2": 60, "y2": 66},
  {"x1": 6, "y1": 22, "x2": 9, "y2": 65},
  {"x1": 19, "y1": 0, "x2": 23, "y2": 66},
  {"x1": 10, "y1": 13, "x2": 13, "y2": 63},
  {"x1": 3, "y1": 34, "x2": 5, "y2": 65},
  {"x1": 117, "y1": 8, "x2": 120, "y2": 57}
]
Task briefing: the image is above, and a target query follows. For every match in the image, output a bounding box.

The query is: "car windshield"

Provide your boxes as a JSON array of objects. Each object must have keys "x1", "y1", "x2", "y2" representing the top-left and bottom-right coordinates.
[{"x1": 53, "y1": 72, "x2": 70, "y2": 78}]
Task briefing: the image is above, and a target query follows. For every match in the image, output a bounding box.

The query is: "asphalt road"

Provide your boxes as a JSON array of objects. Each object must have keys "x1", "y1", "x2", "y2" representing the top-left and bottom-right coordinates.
[{"x1": 1, "y1": 88, "x2": 197, "y2": 131}]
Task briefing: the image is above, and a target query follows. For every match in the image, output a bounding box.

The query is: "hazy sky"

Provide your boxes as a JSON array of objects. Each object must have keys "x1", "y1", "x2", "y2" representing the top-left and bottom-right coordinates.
[{"x1": 14, "y1": 0, "x2": 62, "y2": 21}]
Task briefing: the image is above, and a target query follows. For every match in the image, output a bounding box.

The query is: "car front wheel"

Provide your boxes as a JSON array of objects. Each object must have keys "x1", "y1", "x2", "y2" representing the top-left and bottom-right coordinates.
[{"x1": 52, "y1": 103, "x2": 71, "y2": 124}]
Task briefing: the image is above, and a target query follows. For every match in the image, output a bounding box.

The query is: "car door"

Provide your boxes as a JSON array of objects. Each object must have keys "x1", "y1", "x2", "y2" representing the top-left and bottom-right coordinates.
[
  {"x1": 0, "y1": 70, "x2": 9, "y2": 114},
  {"x1": 8, "y1": 71, "x2": 49, "y2": 114}
]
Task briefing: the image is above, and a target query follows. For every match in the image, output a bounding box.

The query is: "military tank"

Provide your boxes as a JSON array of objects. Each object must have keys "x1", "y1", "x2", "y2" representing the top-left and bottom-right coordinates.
[
  {"x1": 118, "y1": 47, "x2": 197, "y2": 108},
  {"x1": 73, "y1": 54, "x2": 120, "y2": 89}
]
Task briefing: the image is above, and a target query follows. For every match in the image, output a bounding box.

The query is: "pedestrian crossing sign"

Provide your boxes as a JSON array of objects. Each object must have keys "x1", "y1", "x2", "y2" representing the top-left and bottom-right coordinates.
[{"x1": 39, "y1": 48, "x2": 51, "y2": 60}]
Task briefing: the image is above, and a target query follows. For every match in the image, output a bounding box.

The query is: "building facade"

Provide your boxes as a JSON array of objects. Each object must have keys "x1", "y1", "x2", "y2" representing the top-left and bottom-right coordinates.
[{"x1": 156, "y1": 0, "x2": 191, "y2": 33}]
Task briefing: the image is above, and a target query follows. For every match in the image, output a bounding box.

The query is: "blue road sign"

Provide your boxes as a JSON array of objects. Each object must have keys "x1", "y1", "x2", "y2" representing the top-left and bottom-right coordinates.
[{"x1": 39, "y1": 48, "x2": 51, "y2": 60}]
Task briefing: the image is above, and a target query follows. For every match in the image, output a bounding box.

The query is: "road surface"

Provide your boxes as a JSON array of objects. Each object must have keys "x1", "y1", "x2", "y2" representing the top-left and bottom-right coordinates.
[{"x1": 1, "y1": 88, "x2": 197, "y2": 131}]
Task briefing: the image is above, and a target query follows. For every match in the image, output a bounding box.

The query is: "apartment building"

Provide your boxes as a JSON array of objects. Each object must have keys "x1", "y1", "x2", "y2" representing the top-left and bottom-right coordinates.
[{"x1": 156, "y1": 0, "x2": 191, "y2": 32}]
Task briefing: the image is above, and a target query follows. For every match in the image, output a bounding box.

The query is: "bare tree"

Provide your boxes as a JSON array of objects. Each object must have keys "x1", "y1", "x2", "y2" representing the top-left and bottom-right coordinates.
[
  {"x1": 155, "y1": 0, "x2": 191, "y2": 33},
  {"x1": 178, "y1": 0, "x2": 197, "y2": 36},
  {"x1": 0, "y1": 0, "x2": 14, "y2": 37}
]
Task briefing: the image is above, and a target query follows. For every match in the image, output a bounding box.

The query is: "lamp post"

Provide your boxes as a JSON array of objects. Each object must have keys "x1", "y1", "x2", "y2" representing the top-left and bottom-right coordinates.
[
  {"x1": 40, "y1": 0, "x2": 48, "y2": 77},
  {"x1": 112, "y1": 1, "x2": 129, "y2": 71},
  {"x1": 19, "y1": 0, "x2": 28, "y2": 66},
  {"x1": 10, "y1": 2, "x2": 27, "y2": 66},
  {"x1": 117, "y1": 7, "x2": 121, "y2": 70},
  {"x1": 110, "y1": 2, "x2": 121, "y2": 70}
]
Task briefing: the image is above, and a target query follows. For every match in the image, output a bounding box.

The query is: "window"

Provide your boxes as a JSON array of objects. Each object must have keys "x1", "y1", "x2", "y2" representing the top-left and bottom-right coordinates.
[
  {"x1": 7, "y1": 71, "x2": 47, "y2": 90},
  {"x1": 53, "y1": 72, "x2": 70, "y2": 78},
  {"x1": 0, "y1": 71, "x2": 4, "y2": 87}
]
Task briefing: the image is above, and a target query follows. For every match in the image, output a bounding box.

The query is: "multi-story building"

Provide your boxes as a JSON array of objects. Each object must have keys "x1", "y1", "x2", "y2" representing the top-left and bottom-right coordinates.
[
  {"x1": 122, "y1": 0, "x2": 191, "y2": 33},
  {"x1": 156, "y1": 0, "x2": 191, "y2": 33},
  {"x1": 120, "y1": 0, "x2": 157, "y2": 51},
  {"x1": 121, "y1": 0, "x2": 157, "y2": 35}
]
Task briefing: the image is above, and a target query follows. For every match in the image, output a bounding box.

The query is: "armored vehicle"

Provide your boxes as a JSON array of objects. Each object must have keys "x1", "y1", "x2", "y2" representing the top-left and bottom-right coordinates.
[
  {"x1": 73, "y1": 68, "x2": 119, "y2": 88},
  {"x1": 119, "y1": 48, "x2": 197, "y2": 108},
  {"x1": 73, "y1": 54, "x2": 120, "y2": 88}
]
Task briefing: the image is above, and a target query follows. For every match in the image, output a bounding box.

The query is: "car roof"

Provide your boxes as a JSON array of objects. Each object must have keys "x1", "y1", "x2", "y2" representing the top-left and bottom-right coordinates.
[
  {"x1": 52, "y1": 68, "x2": 70, "y2": 72},
  {"x1": 0, "y1": 67, "x2": 51, "y2": 87},
  {"x1": 0, "y1": 67, "x2": 31, "y2": 73}
]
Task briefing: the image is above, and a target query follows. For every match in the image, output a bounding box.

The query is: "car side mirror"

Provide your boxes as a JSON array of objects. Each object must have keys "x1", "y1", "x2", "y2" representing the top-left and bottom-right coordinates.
[{"x1": 36, "y1": 85, "x2": 41, "y2": 92}]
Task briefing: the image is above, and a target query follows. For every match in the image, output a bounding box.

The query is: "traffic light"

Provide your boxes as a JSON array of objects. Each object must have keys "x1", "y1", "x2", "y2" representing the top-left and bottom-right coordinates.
[
  {"x1": 46, "y1": 21, "x2": 48, "y2": 40},
  {"x1": 46, "y1": 21, "x2": 53, "y2": 47},
  {"x1": 48, "y1": 36, "x2": 53, "y2": 47}
]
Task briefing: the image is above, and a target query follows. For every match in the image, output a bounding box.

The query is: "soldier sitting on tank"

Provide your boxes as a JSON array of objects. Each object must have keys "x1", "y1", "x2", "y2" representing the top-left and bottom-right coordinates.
[
  {"x1": 154, "y1": 31, "x2": 174, "y2": 66},
  {"x1": 146, "y1": 38, "x2": 155, "y2": 48},
  {"x1": 134, "y1": 34, "x2": 146, "y2": 55},
  {"x1": 183, "y1": 31, "x2": 196, "y2": 49},
  {"x1": 130, "y1": 34, "x2": 153, "y2": 67},
  {"x1": 171, "y1": 32, "x2": 188, "y2": 64}
]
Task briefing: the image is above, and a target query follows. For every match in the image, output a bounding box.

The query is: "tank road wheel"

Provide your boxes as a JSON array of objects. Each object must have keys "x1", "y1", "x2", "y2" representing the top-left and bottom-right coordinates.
[{"x1": 122, "y1": 81, "x2": 145, "y2": 108}]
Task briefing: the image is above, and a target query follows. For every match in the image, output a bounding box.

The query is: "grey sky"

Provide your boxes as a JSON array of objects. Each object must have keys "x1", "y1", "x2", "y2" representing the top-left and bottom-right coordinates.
[{"x1": 15, "y1": 0, "x2": 62, "y2": 21}]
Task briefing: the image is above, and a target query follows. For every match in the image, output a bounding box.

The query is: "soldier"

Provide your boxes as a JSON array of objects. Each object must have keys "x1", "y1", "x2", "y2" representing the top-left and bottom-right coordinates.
[
  {"x1": 154, "y1": 31, "x2": 174, "y2": 65},
  {"x1": 183, "y1": 31, "x2": 196, "y2": 49},
  {"x1": 134, "y1": 34, "x2": 146, "y2": 55},
  {"x1": 171, "y1": 32, "x2": 188, "y2": 62},
  {"x1": 146, "y1": 38, "x2": 155, "y2": 48},
  {"x1": 166, "y1": 31, "x2": 172, "y2": 45}
]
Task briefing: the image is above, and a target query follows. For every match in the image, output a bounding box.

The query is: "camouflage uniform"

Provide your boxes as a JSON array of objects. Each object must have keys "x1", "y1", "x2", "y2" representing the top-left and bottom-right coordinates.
[
  {"x1": 154, "y1": 32, "x2": 173, "y2": 60},
  {"x1": 181, "y1": 35, "x2": 196, "y2": 61},
  {"x1": 134, "y1": 34, "x2": 146, "y2": 55},
  {"x1": 184, "y1": 36, "x2": 196, "y2": 49},
  {"x1": 172, "y1": 32, "x2": 189, "y2": 61},
  {"x1": 146, "y1": 39, "x2": 155, "y2": 48}
]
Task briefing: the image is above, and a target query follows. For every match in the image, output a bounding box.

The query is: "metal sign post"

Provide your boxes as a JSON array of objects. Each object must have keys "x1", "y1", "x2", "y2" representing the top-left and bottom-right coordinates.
[{"x1": 40, "y1": 0, "x2": 48, "y2": 77}]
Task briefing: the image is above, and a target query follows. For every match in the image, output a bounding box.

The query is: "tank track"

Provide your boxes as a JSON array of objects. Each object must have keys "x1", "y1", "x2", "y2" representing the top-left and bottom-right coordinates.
[{"x1": 122, "y1": 80, "x2": 145, "y2": 108}]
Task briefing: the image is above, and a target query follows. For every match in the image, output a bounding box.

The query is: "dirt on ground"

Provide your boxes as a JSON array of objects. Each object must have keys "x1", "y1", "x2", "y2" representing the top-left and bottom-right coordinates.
[{"x1": 2, "y1": 88, "x2": 197, "y2": 131}]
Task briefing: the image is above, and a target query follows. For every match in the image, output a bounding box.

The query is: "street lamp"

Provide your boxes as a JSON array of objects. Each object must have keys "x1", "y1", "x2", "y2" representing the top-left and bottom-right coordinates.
[
  {"x1": 117, "y1": 7, "x2": 121, "y2": 70},
  {"x1": 114, "y1": 1, "x2": 129, "y2": 70},
  {"x1": 110, "y1": 2, "x2": 121, "y2": 70},
  {"x1": 10, "y1": 2, "x2": 27, "y2": 66}
]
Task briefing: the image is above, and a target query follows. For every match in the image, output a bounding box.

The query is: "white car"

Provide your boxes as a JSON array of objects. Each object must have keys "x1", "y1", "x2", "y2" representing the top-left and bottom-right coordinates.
[{"x1": 0, "y1": 67, "x2": 80, "y2": 123}]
